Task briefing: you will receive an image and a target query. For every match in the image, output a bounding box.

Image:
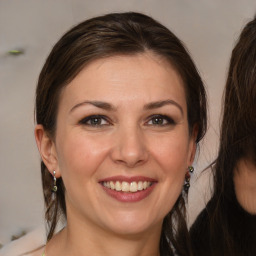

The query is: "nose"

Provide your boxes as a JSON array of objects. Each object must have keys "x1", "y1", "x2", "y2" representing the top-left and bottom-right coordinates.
[{"x1": 110, "y1": 126, "x2": 149, "y2": 168}]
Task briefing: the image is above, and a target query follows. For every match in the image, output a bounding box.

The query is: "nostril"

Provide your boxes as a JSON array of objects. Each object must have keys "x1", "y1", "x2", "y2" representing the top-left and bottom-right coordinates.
[
  {"x1": 110, "y1": 130, "x2": 149, "y2": 167},
  {"x1": 111, "y1": 148, "x2": 148, "y2": 167}
]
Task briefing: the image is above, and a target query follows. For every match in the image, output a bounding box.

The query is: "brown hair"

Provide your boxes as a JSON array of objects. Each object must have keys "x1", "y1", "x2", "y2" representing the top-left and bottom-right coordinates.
[
  {"x1": 208, "y1": 16, "x2": 256, "y2": 255},
  {"x1": 35, "y1": 12, "x2": 207, "y2": 256}
]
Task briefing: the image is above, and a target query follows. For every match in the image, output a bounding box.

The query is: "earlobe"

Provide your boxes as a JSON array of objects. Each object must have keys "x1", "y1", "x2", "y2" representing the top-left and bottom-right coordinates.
[{"x1": 34, "y1": 125, "x2": 60, "y2": 177}]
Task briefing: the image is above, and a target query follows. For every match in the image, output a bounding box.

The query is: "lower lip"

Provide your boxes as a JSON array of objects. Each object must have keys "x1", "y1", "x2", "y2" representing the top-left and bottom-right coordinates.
[{"x1": 101, "y1": 183, "x2": 156, "y2": 203}]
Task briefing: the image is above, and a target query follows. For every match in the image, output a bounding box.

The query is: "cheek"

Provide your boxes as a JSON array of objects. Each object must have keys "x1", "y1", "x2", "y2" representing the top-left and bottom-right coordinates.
[
  {"x1": 56, "y1": 132, "x2": 110, "y2": 180},
  {"x1": 150, "y1": 134, "x2": 190, "y2": 172},
  {"x1": 149, "y1": 136, "x2": 190, "y2": 218}
]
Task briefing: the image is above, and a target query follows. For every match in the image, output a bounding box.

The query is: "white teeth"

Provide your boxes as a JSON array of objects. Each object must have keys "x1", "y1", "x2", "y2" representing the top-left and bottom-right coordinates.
[
  {"x1": 110, "y1": 181, "x2": 115, "y2": 190},
  {"x1": 121, "y1": 181, "x2": 130, "y2": 192},
  {"x1": 137, "y1": 181, "x2": 143, "y2": 191},
  {"x1": 103, "y1": 181, "x2": 110, "y2": 188},
  {"x1": 143, "y1": 181, "x2": 148, "y2": 189},
  {"x1": 102, "y1": 180, "x2": 152, "y2": 192},
  {"x1": 115, "y1": 181, "x2": 122, "y2": 191},
  {"x1": 130, "y1": 182, "x2": 138, "y2": 192}
]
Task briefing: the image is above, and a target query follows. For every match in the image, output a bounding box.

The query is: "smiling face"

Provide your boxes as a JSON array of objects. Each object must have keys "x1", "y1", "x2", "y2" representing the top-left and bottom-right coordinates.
[{"x1": 38, "y1": 53, "x2": 196, "y2": 237}]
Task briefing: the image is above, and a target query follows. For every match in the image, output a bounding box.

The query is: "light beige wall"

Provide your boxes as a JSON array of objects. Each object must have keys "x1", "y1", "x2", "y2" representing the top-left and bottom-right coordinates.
[{"x1": 1, "y1": 0, "x2": 256, "y2": 245}]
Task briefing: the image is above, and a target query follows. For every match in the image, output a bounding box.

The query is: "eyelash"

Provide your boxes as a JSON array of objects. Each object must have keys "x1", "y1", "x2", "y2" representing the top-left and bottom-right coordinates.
[
  {"x1": 146, "y1": 114, "x2": 176, "y2": 126},
  {"x1": 79, "y1": 115, "x2": 111, "y2": 126},
  {"x1": 78, "y1": 114, "x2": 175, "y2": 127}
]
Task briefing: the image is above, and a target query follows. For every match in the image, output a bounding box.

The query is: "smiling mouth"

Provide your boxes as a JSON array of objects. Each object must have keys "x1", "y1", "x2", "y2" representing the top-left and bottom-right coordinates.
[{"x1": 102, "y1": 181, "x2": 153, "y2": 193}]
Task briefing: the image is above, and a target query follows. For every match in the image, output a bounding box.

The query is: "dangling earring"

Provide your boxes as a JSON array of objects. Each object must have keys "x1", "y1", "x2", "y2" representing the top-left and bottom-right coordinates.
[
  {"x1": 52, "y1": 170, "x2": 58, "y2": 192},
  {"x1": 184, "y1": 166, "x2": 194, "y2": 193}
]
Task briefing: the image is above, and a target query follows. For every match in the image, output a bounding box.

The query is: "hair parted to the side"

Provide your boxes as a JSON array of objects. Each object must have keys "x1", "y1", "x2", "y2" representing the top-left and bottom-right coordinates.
[
  {"x1": 209, "y1": 15, "x2": 256, "y2": 255},
  {"x1": 35, "y1": 12, "x2": 207, "y2": 256}
]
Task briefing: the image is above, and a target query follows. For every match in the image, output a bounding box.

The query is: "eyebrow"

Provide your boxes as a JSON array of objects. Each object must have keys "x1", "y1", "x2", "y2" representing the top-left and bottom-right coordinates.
[
  {"x1": 70, "y1": 101, "x2": 117, "y2": 113},
  {"x1": 144, "y1": 100, "x2": 183, "y2": 116},
  {"x1": 70, "y1": 99, "x2": 183, "y2": 115}
]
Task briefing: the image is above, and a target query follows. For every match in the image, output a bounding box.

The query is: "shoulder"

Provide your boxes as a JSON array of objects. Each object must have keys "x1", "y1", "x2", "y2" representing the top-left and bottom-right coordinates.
[
  {"x1": 23, "y1": 246, "x2": 45, "y2": 256},
  {"x1": 0, "y1": 225, "x2": 46, "y2": 256},
  {"x1": 0, "y1": 243, "x2": 45, "y2": 256},
  {"x1": 188, "y1": 164, "x2": 213, "y2": 226},
  {"x1": 190, "y1": 205, "x2": 210, "y2": 236},
  {"x1": 190, "y1": 195, "x2": 218, "y2": 234},
  {"x1": 189, "y1": 200, "x2": 213, "y2": 256}
]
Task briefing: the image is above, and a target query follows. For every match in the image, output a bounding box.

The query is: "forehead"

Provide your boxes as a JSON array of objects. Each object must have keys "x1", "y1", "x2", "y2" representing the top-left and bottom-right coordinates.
[{"x1": 59, "y1": 53, "x2": 187, "y2": 110}]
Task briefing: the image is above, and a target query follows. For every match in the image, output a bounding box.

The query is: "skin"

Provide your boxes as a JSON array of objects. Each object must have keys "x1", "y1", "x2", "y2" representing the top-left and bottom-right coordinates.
[
  {"x1": 234, "y1": 158, "x2": 256, "y2": 214},
  {"x1": 35, "y1": 52, "x2": 197, "y2": 256}
]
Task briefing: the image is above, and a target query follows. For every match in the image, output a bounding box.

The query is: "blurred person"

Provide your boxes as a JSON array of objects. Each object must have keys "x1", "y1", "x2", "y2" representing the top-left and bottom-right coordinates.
[{"x1": 190, "y1": 15, "x2": 256, "y2": 256}]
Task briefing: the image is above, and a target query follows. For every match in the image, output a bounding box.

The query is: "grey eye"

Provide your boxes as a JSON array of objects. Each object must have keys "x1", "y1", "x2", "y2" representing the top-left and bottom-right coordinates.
[
  {"x1": 89, "y1": 117, "x2": 104, "y2": 125},
  {"x1": 147, "y1": 115, "x2": 174, "y2": 126},
  {"x1": 151, "y1": 117, "x2": 164, "y2": 125},
  {"x1": 79, "y1": 115, "x2": 109, "y2": 126}
]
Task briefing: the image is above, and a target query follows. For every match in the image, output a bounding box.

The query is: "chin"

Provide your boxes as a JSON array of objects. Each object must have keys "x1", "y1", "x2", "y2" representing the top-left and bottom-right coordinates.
[
  {"x1": 101, "y1": 212, "x2": 162, "y2": 237},
  {"x1": 107, "y1": 223, "x2": 154, "y2": 237}
]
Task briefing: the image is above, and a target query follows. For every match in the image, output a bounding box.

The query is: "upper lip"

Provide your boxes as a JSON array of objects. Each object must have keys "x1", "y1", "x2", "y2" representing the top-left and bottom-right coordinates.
[{"x1": 98, "y1": 175, "x2": 157, "y2": 183}]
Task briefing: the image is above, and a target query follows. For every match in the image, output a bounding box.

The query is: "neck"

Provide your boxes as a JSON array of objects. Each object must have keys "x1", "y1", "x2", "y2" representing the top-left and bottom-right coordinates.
[
  {"x1": 234, "y1": 158, "x2": 256, "y2": 214},
  {"x1": 46, "y1": 212, "x2": 161, "y2": 256}
]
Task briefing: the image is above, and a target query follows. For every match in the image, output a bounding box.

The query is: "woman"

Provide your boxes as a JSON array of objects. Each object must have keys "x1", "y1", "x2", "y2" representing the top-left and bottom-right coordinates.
[
  {"x1": 33, "y1": 12, "x2": 207, "y2": 256},
  {"x1": 190, "y1": 16, "x2": 256, "y2": 256}
]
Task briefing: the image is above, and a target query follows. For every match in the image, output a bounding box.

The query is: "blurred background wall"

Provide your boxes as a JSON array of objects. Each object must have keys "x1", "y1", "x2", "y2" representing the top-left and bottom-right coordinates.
[{"x1": 1, "y1": 0, "x2": 256, "y2": 246}]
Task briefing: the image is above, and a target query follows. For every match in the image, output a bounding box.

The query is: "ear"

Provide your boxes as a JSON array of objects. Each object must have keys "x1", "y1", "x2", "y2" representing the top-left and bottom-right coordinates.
[
  {"x1": 34, "y1": 124, "x2": 61, "y2": 178},
  {"x1": 187, "y1": 125, "x2": 198, "y2": 166}
]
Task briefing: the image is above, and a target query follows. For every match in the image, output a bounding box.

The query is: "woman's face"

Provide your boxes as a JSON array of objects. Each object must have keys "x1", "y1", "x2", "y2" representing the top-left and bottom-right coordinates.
[{"x1": 50, "y1": 53, "x2": 196, "y2": 236}]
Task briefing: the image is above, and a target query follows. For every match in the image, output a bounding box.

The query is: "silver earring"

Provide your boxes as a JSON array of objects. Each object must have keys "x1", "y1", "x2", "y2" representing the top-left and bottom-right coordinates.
[
  {"x1": 184, "y1": 166, "x2": 194, "y2": 193},
  {"x1": 52, "y1": 170, "x2": 57, "y2": 192}
]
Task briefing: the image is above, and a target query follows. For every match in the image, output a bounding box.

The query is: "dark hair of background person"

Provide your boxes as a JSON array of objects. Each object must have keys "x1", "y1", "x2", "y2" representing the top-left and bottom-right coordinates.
[
  {"x1": 35, "y1": 12, "x2": 207, "y2": 256},
  {"x1": 215, "y1": 15, "x2": 256, "y2": 198},
  {"x1": 194, "y1": 16, "x2": 256, "y2": 255}
]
